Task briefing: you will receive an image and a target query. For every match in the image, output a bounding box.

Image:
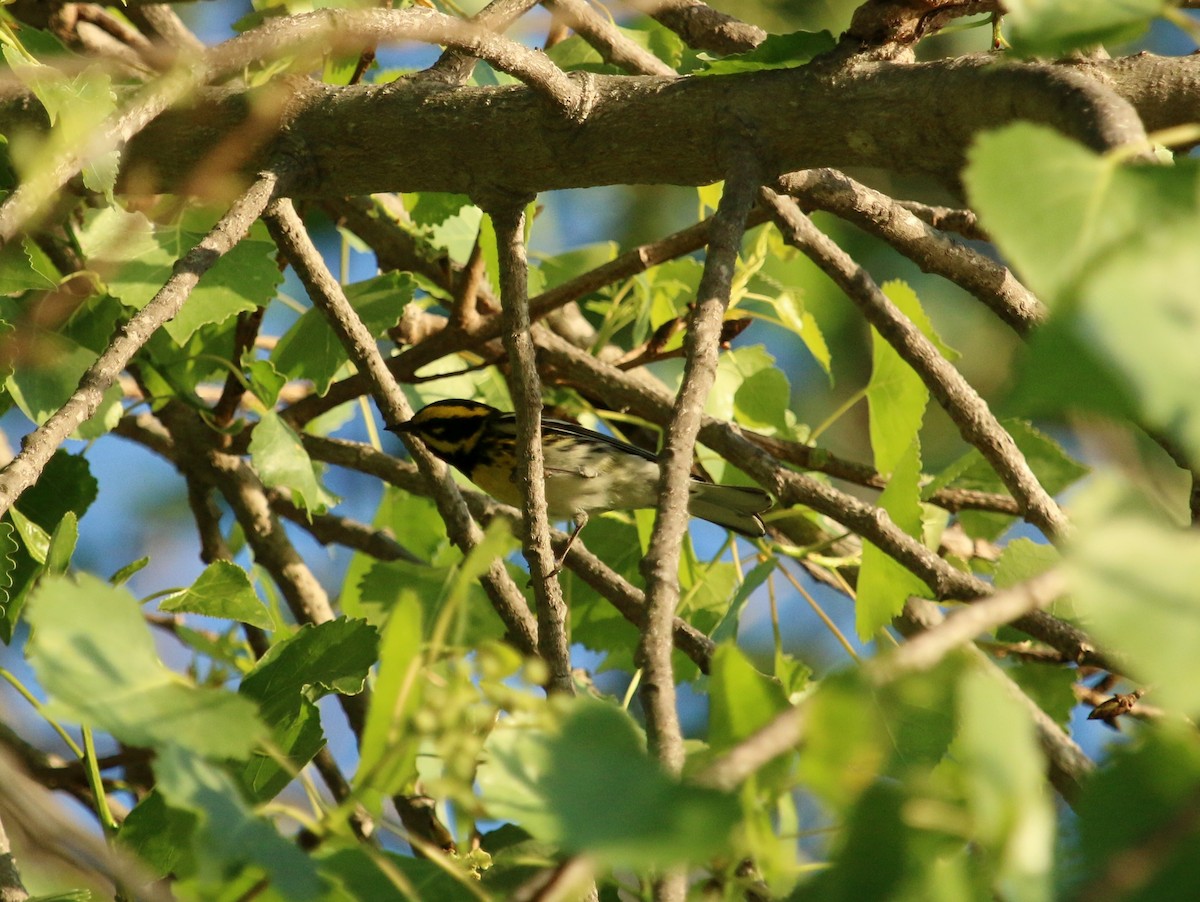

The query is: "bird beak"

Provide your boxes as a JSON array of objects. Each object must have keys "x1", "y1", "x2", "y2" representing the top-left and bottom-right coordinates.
[{"x1": 387, "y1": 421, "x2": 415, "y2": 435}]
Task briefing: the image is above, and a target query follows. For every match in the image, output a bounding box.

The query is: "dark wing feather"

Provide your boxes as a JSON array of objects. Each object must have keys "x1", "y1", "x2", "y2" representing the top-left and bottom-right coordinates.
[{"x1": 492, "y1": 413, "x2": 661, "y2": 463}]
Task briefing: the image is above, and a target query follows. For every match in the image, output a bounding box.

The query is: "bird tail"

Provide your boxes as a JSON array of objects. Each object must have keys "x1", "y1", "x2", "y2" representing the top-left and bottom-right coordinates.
[{"x1": 687, "y1": 483, "x2": 772, "y2": 537}]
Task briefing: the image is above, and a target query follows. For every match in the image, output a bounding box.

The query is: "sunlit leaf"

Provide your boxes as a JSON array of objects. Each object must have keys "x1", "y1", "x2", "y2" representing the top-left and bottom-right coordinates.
[{"x1": 159, "y1": 560, "x2": 272, "y2": 629}]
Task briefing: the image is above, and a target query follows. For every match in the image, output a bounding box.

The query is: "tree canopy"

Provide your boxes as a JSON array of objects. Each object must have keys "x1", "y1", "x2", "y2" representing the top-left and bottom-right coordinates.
[{"x1": 1, "y1": 1, "x2": 1200, "y2": 900}]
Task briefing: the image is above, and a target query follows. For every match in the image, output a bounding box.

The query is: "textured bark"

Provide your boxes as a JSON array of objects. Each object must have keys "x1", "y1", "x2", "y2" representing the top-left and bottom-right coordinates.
[{"x1": 1, "y1": 53, "x2": 1185, "y2": 201}]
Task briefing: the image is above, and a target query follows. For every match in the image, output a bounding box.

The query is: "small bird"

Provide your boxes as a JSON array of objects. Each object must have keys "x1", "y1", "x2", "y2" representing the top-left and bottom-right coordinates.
[{"x1": 389, "y1": 399, "x2": 772, "y2": 542}]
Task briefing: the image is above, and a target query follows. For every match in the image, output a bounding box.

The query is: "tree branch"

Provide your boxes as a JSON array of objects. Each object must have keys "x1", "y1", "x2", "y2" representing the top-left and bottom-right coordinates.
[
  {"x1": 0, "y1": 812, "x2": 28, "y2": 902},
  {"x1": 639, "y1": 159, "x2": 760, "y2": 796},
  {"x1": 0, "y1": 168, "x2": 282, "y2": 519},
  {"x1": 763, "y1": 189, "x2": 1072, "y2": 542},
  {"x1": 34, "y1": 52, "x2": 1172, "y2": 201},
  {"x1": 487, "y1": 200, "x2": 575, "y2": 695},
  {"x1": 776, "y1": 168, "x2": 1046, "y2": 335}
]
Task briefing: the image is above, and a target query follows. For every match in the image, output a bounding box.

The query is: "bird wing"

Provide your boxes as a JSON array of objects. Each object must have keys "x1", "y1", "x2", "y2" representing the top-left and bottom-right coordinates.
[{"x1": 491, "y1": 413, "x2": 662, "y2": 464}]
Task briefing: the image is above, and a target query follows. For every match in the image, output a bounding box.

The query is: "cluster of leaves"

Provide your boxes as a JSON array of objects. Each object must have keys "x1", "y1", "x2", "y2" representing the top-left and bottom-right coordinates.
[{"x1": 1, "y1": 1, "x2": 1200, "y2": 901}]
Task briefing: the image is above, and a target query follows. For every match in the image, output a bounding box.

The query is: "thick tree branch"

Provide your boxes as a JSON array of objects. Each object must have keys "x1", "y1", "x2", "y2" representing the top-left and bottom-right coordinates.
[
  {"x1": 0, "y1": 6, "x2": 586, "y2": 243},
  {"x1": 0, "y1": 168, "x2": 281, "y2": 519},
  {"x1": 45, "y1": 53, "x2": 1173, "y2": 201}
]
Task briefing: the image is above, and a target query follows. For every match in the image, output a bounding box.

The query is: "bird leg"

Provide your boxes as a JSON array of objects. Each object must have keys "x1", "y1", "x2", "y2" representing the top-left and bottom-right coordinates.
[{"x1": 550, "y1": 511, "x2": 589, "y2": 577}]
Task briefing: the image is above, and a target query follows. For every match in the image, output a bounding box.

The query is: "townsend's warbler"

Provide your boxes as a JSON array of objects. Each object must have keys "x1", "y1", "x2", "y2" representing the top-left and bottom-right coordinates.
[{"x1": 389, "y1": 399, "x2": 772, "y2": 537}]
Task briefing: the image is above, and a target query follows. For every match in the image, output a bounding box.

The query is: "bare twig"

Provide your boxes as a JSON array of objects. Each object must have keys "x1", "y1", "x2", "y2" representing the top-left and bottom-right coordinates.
[
  {"x1": 631, "y1": 0, "x2": 766, "y2": 55},
  {"x1": 776, "y1": 169, "x2": 1046, "y2": 335},
  {"x1": 0, "y1": 168, "x2": 282, "y2": 519},
  {"x1": 868, "y1": 570, "x2": 1067, "y2": 683},
  {"x1": 488, "y1": 200, "x2": 574, "y2": 695},
  {"x1": 423, "y1": 0, "x2": 544, "y2": 85},
  {"x1": 547, "y1": 0, "x2": 676, "y2": 76}
]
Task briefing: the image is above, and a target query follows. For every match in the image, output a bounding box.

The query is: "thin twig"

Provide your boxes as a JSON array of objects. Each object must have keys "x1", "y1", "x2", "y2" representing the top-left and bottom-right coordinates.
[
  {"x1": 546, "y1": 0, "x2": 676, "y2": 76},
  {"x1": 867, "y1": 570, "x2": 1067, "y2": 683},
  {"x1": 632, "y1": 0, "x2": 766, "y2": 55}
]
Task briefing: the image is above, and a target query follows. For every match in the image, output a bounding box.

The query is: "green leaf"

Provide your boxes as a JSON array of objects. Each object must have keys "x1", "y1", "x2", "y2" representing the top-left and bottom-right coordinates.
[
  {"x1": 0, "y1": 452, "x2": 96, "y2": 642},
  {"x1": 994, "y1": 538, "x2": 1060, "y2": 588},
  {"x1": 25, "y1": 574, "x2": 266, "y2": 758},
  {"x1": 795, "y1": 783, "x2": 908, "y2": 902},
  {"x1": 795, "y1": 673, "x2": 877, "y2": 815},
  {"x1": 355, "y1": 596, "x2": 424, "y2": 801},
  {"x1": 44, "y1": 511, "x2": 76, "y2": 575},
  {"x1": 1004, "y1": 660, "x2": 1077, "y2": 728},
  {"x1": 710, "y1": 558, "x2": 775, "y2": 644},
  {"x1": 0, "y1": 239, "x2": 58, "y2": 294},
  {"x1": 158, "y1": 560, "x2": 272, "y2": 629},
  {"x1": 240, "y1": 618, "x2": 378, "y2": 726},
  {"x1": 926, "y1": 419, "x2": 1088, "y2": 540},
  {"x1": 109, "y1": 556, "x2": 149, "y2": 586},
  {"x1": 1062, "y1": 226, "x2": 1200, "y2": 463},
  {"x1": 695, "y1": 31, "x2": 835, "y2": 75},
  {"x1": 248, "y1": 410, "x2": 328, "y2": 514},
  {"x1": 1005, "y1": 0, "x2": 1164, "y2": 57},
  {"x1": 965, "y1": 124, "x2": 1200, "y2": 305},
  {"x1": 857, "y1": 440, "x2": 931, "y2": 639},
  {"x1": 271, "y1": 272, "x2": 413, "y2": 395},
  {"x1": 318, "y1": 844, "x2": 480, "y2": 902},
  {"x1": 8, "y1": 508, "x2": 50, "y2": 565},
  {"x1": 117, "y1": 791, "x2": 198, "y2": 879},
  {"x1": 708, "y1": 645, "x2": 792, "y2": 791},
  {"x1": 536, "y1": 242, "x2": 618, "y2": 289},
  {"x1": 409, "y1": 192, "x2": 472, "y2": 227},
  {"x1": 733, "y1": 353, "x2": 793, "y2": 437},
  {"x1": 479, "y1": 699, "x2": 740, "y2": 866},
  {"x1": 82, "y1": 208, "x2": 282, "y2": 344},
  {"x1": 1067, "y1": 478, "x2": 1200, "y2": 714},
  {"x1": 952, "y1": 666, "x2": 1055, "y2": 900},
  {"x1": 4, "y1": 331, "x2": 123, "y2": 439},
  {"x1": 867, "y1": 281, "x2": 948, "y2": 475},
  {"x1": 0, "y1": 521, "x2": 17, "y2": 617},
  {"x1": 238, "y1": 618, "x2": 378, "y2": 801},
  {"x1": 155, "y1": 745, "x2": 324, "y2": 900},
  {"x1": 1077, "y1": 725, "x2": 1200, "y2": 900}
]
